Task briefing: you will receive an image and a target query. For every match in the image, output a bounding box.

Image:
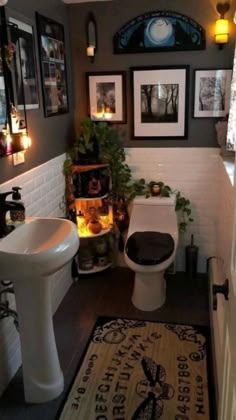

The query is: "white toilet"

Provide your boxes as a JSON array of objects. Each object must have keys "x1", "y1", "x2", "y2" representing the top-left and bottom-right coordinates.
[{"x1": 124, "y1": 195, "x2": 178, "y2": 311}]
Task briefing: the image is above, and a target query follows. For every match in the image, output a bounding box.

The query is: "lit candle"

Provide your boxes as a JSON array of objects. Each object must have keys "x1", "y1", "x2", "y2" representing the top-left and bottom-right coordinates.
[{"x1": 87, "y1": 46, "x2": 94, "y2": 57}]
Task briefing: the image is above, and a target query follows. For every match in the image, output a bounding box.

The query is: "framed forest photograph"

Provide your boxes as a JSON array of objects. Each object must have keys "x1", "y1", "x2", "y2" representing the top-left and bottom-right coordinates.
[
  {"x1": 87, "y1": 72, "x2": 126, "y2": 123},
  {"x1": 36, "y1": 12, "x2": 69, "y2": 117},
  {"x1": 193, "y1": 69, "x2": 232, "y2": 118},
  {"x1": 131, "y1": 66, "x2": 189, "y2": 139}
]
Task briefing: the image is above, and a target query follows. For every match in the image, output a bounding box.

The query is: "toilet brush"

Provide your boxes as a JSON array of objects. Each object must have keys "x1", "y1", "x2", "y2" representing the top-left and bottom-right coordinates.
[{"x1": 185, "y1": 234, "x2": 198, "y2": 280}]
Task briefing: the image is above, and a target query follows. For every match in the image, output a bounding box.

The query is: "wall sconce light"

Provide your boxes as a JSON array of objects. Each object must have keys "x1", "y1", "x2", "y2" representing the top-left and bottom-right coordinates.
[
  {"x1": 86, "y1": 13, "x2": 97, "y2": 62},
  {"x1": 0, "y1": 6, "x2": 31, "y2": 158},
  {"x1": 215, "y1": 2, "x2": 230, "y2": 48},
  {"x1": 1, "y1": 104, "x2": 31, "y2": 156}
]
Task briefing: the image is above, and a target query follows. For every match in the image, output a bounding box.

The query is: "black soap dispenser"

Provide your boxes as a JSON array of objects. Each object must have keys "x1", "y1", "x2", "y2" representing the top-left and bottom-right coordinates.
[
  {"x1": 185, "y1": 234, "x2": 198, "y2": 280},
  {"x1": 10, "y1": 187, "x2": 25, "y2": 222}
]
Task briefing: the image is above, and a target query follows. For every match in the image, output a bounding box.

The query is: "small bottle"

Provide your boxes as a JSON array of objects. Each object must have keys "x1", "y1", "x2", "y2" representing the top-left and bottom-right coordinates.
[{"x1": 10, "y1": 186, "x2": 25, "y2": 222}]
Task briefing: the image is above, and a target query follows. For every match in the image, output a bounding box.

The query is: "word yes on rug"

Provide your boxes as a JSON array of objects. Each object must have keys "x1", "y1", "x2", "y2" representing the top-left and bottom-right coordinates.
[{"x1": 58, "y1": 317, "x2": 211, "y2": 419}]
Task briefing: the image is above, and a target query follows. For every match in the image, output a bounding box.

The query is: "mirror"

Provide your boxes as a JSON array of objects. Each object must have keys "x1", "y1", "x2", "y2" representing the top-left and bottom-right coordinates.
[{"x1": 0, "y1": 6, "x2": 28, "y2": 157}]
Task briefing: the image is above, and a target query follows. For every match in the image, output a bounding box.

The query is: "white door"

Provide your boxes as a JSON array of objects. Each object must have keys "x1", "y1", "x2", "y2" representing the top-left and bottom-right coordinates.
[{"x1": 210, "y1": 164, "x2": 236, "y2": 419}]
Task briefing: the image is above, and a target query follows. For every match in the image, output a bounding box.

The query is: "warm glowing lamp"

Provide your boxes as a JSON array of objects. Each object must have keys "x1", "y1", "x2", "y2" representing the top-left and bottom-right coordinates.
[
  {"x1": 215, "y1": 18, "x2": 229, "y2": 45},
  {"x1": 21, "y1": 134, "x2": 31, "y2": 150},
  {"x1": 215, "y1": 2, "x2": 230, "y2": 48}
]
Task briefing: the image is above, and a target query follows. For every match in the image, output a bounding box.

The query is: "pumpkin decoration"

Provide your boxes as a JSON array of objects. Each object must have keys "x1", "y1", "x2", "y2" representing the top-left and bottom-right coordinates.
[
  {"x1": 151, "y1": 184, "x2": 161, "y2": 196},
  {"x1": 88, "y1": 219, "x2": 102, "y2": 234}
]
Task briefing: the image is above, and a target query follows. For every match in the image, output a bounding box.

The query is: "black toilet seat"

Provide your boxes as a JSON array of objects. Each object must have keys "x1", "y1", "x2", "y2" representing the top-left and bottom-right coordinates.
[{"x1": 125, "y1": 231, "x2": 175, "y2": 265}]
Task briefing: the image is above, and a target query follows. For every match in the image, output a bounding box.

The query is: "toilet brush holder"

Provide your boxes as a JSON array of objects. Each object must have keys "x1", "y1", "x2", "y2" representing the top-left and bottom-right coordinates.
[{"x1": 185, "y1": 234, "x2": 198, "y2": 280}]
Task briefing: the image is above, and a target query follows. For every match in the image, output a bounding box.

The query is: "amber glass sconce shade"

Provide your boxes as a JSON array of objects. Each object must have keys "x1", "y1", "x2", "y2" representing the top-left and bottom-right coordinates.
[
  {"x1": 0, "y1": 6, "x2": 30, "y2": 157},
  {"x1": 215, "y1": 2, "x2": 230, "y2": 48}
]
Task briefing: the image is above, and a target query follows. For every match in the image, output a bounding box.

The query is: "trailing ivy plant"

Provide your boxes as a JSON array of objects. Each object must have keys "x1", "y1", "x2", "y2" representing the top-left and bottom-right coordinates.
[
  {"x1": 94, "y1": 122, "x2": 146, "y2": 203},
  {"x1": 64, "y1": 118, "x2": 194, "y2": 232}
]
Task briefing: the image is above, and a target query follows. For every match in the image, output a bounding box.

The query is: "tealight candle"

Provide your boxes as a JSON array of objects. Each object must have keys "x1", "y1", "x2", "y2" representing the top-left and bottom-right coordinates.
[{"x1": 87, "y1": 46, "x2": 94, "y2": 57}]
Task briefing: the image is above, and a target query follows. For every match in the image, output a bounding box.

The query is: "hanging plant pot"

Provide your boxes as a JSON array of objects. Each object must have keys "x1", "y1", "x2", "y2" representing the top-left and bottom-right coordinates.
[
  {"x1": 73, "y1": 138, "x2": 99, "y2": 165},
  {"x1": 72, "y1": 118, "x2": 100, "y2": 165}
]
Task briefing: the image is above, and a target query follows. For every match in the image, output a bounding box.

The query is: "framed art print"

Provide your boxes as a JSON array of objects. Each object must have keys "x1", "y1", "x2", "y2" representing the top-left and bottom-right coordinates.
[
  {"x1": 114, "y1": 11, "x2": 205, "y2": 54},
  {"x1": 193, "y1": 69, "x2": 232, "y2": 118},
  {"x1": 10, "y1": 17, "x2": 39, "y2": 110},
  {"x1": 87, "y1": 71, "x2": 126, "y2": 123},
  {"x1": 0, "y1": 73, "x2": 6, "y2": 132},
  {"x1": 131, "y1": 66, "x2": 189, "y2": 139},
  {"x1": 36, "y1": 12, "x2": 69, "y2": 117}
]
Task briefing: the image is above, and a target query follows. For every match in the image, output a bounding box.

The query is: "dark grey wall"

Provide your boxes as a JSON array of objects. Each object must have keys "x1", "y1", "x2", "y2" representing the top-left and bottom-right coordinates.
[
  {"x1": 0, "y1": 0, "x2": 74, "y2": 183},
  {"x1": 1, "y1": 0, "x2": 235, "y2": 183},
  {"x1": 69, "y1": 0, "x2": 236, "y2": 148}
]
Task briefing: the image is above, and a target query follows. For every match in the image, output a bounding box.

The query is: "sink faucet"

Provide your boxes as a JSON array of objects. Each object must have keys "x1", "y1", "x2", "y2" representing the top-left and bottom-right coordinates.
[{"x1": 0, "y1": 191, "x2": 25, "y2": 238}]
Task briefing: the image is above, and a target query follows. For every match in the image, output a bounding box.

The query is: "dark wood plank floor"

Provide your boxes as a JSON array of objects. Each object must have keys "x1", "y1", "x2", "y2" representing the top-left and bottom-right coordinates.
[{"x1": 0, "y1": 267, "x2": 210, "y2": 420}]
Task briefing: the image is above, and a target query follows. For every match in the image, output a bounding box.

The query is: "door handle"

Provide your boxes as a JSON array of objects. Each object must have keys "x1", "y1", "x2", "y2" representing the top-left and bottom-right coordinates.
[{"x1": 212, "y1": 279, "x2": 229, "y2": 311}]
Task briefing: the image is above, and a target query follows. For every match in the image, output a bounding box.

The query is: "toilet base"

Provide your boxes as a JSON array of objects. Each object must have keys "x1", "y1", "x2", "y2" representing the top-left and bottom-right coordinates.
[{"x1": 132, "y1": 271, "x2": 166, "y2": 311}]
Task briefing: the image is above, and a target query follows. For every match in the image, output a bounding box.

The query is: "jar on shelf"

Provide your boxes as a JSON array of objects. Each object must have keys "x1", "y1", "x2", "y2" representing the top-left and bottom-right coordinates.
[
  {"x1": 88, "y1": 218, "x2": 102, "y2": 235},
  {"x1": 98, "y1": 206, "x2": 110, "y2": 229},
  {"x1": 94, "y1": 238, "x2": 108, "y2": 267},
  {"x1": 78, "y1": 247, "x2": 94, "y2": 271}
]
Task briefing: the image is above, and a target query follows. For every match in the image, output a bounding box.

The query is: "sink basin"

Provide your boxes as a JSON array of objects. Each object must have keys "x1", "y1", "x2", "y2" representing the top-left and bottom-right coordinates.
[
  {"x1": 0, "y1": 217, "x2": 79, "y2": 277},
  {"x1": 0, "y1": 217, "x2": 79, "y2": 403}
]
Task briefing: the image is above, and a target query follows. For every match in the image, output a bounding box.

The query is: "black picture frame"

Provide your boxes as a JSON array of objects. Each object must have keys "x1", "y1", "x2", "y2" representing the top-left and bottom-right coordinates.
[
  {"x1": 35, "y1": 12, "x2": 69, "y2": 117},
  {"x1": 87, "y1": 71, "x2": 126, "y2": 123},
  {"x1": 131, "y1": 66, "x2": 189, "y2": 139},
  {"x1": 193, "y1": 69, "x2": 232, "y2": 118},
  {"x1": 9, "y1": 17, "x2": 39, "y2": 111}
]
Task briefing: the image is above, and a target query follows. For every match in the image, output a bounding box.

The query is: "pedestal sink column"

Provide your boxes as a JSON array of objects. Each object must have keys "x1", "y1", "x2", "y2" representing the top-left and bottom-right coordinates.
[{"x1": 13, "y1": 274, "x2": 64, "y2": 403}]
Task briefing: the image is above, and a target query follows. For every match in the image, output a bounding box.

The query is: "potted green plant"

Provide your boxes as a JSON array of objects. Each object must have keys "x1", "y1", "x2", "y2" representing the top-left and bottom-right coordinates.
[
  {"x1": 64, "y1": 118, "x2": 194, "y2": 233},
  {"x1": 70, "y1": 117, "x2": 99, "y2": 164}
]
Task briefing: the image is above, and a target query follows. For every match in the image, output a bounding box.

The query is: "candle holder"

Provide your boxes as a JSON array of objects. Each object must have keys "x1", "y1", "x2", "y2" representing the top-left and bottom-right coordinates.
[{"x1": 86, "y1": 13, "x2": 97, "y2": 63}]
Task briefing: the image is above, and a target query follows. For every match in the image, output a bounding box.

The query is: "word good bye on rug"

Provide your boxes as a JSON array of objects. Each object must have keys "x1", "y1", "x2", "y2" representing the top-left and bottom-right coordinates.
[{"x1": 58, "y1": 317, "x2": 211, "y2": 420}]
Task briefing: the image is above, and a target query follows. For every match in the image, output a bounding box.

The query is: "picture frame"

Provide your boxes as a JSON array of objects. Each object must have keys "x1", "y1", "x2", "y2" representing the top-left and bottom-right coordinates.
[
  {"x1": 193, "y1": 69, "x2": 232, "y2": 118},
  {"x1": 87, "y1": 71, "x2": 126, "y2": 123},
  {"x1": 0, "y1": 73, "x2": 6, "y2": 132},
  {"x1": 114, "y1": 11, "x2": 205, "y2": 54},
  {"x1": 131, "y1": 66, "x2": 189, "y2": 139},
  {"x1": 9, "y1": 17, "x2": 39, "y2": 110},
  {"x1": 35, "y1": 12, "x2": 69, "y2": 117}
]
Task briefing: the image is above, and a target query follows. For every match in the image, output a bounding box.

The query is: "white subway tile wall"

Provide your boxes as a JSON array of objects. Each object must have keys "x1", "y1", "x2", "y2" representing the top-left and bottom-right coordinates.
[
  {"x1": 0, "y1": 154, "x2": 66, "y2": 218},
  {"x1": 0, "y1": 148, "x2": 232, "y2": 397},
  {"x1": 125, "y1": 148, "x2": 221, "y2": 273}
]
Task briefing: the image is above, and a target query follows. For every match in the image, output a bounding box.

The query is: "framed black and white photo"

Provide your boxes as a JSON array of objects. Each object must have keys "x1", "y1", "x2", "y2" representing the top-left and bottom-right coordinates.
[
  {"x1": 9, "y1": 17, "x2": 39, "y2": 110},
  {"x1": 193, "y1": 69, "x2": 232, "y2": 118},
  {"x1": 131, "y1": 66, "x2": 189, "y2": 139},
  {"x1": 36, "y1": 13, "x2": 69, "y2": 117},
  {"x1": 87, "y1": 72, "x2": 126, "y2": 123}
]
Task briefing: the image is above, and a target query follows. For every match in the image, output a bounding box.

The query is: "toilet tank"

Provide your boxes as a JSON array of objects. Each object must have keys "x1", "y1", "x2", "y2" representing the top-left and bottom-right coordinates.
[{"x1": 128, "y1": 195, "x2": 178, "y2": 240}]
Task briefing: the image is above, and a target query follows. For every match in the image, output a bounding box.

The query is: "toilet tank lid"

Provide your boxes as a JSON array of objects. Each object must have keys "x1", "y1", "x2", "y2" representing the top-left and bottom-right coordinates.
[{"x1": 133, "y1": 195, "x2": 176, "y2": 206}]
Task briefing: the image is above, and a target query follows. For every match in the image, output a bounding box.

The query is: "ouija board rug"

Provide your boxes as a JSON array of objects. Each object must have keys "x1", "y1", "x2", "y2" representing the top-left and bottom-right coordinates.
[{"x1": 57, "y1": 317, "x2": 213, "y2": 419}]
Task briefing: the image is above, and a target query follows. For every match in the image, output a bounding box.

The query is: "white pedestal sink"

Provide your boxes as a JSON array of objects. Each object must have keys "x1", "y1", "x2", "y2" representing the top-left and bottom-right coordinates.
[{"x1": 0, "y1": 217, "x2": 79, "y2": 403}]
